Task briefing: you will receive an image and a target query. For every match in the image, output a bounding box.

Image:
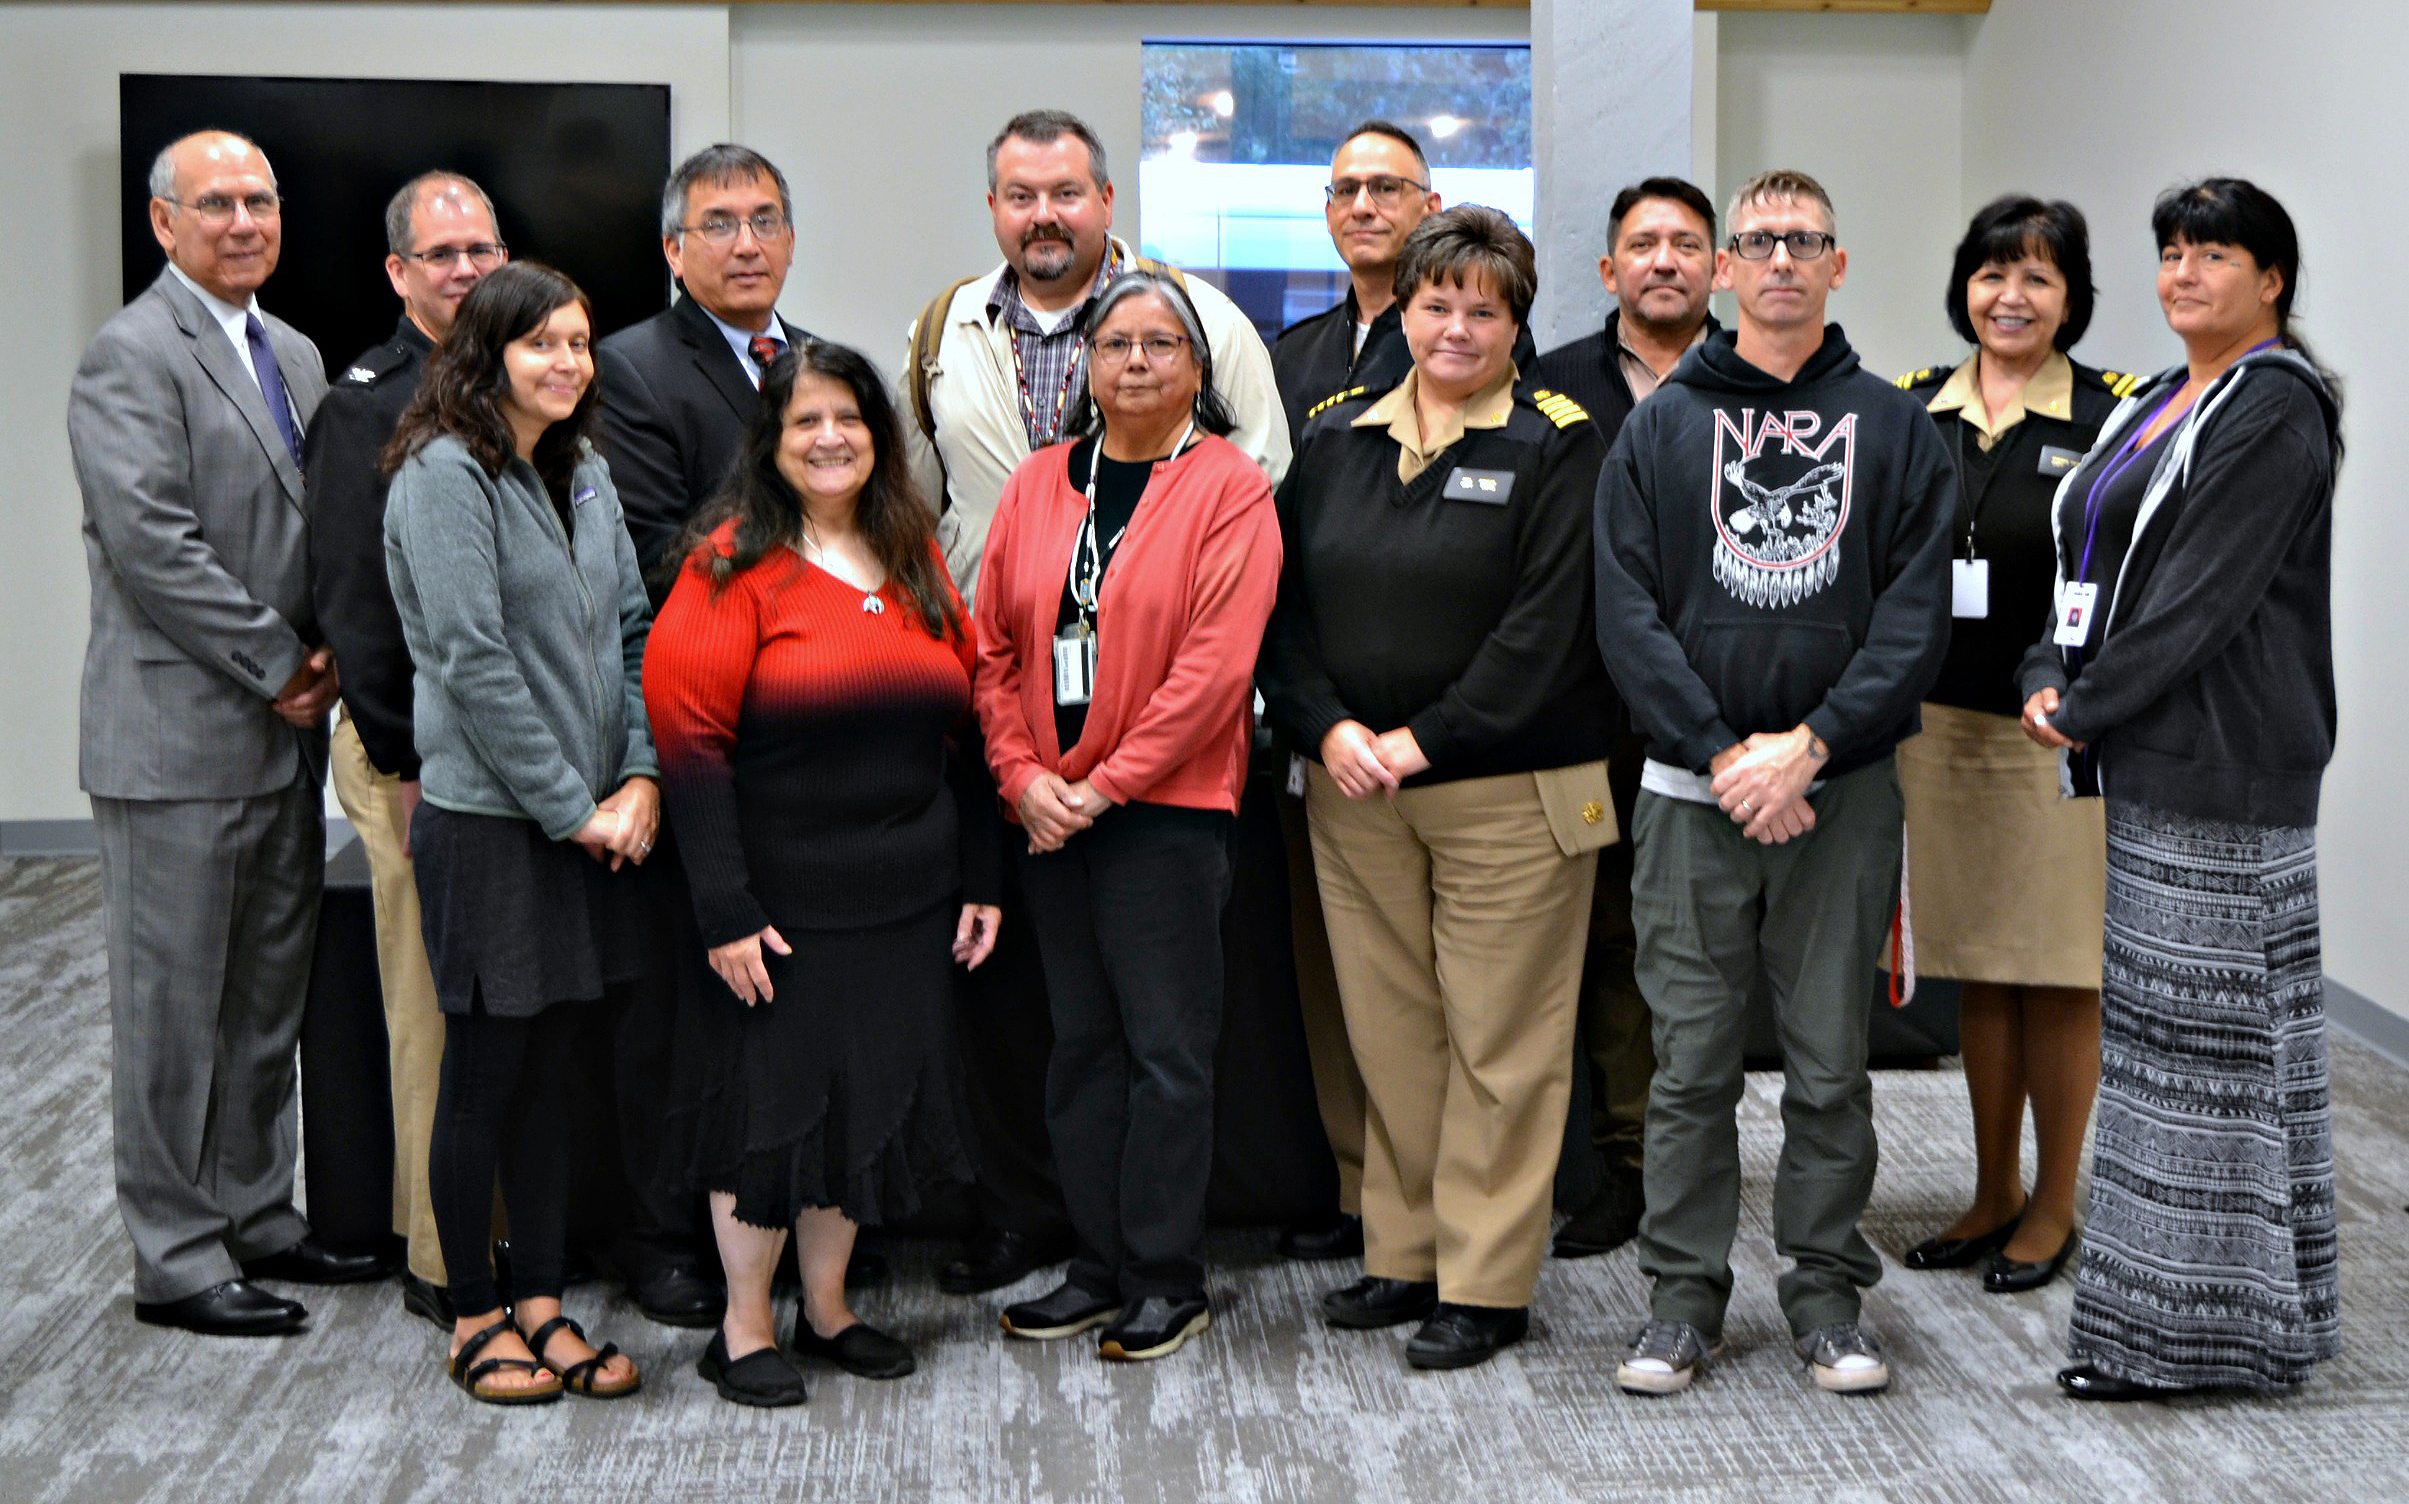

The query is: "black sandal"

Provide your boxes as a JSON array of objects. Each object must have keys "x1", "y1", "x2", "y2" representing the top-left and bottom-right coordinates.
[
  {"x1": 449, "y1": 1316, "x2": 563, "y2": 1405},
  {"x1": 522, "y1": 1313, "x2": 642, "y2": 1398}
]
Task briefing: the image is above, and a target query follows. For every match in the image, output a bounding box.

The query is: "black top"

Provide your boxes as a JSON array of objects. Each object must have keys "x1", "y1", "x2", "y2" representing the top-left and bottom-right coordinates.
[
  {"x1": 2066, "y1": 423, "x2": 2165, "y2": 667},
  {"x1": 304, "y1": 315, "x2": 433, "y2": 778},
  {"x1": 1270, "y1": 285, "x2": 1539, "y2": 454},
  {"x1": 1896, "y1": 357, "x2": 2127, "y2": 714},
  {"x1": 1532, "y1": 310, "x2": 1722, "y2": 461},
  {"x1": 1053, "y1": 436, "x2": 1154, "y2": 751},
  {"x1": 1260, "y1": 377, "x2": 1617, "y2": 785}
]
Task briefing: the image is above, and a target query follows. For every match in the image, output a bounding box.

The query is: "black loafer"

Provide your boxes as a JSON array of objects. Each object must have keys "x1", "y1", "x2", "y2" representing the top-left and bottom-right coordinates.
[
  {"x1": 1277, "y1": 1213, "x2": 1364, "y2": 1261},
  {"x1": 400, "y1": 1272, "x2": 454, "y2": 1330},
  {"x1": 2058, "y1": 1363, "x2": 2187, "y2": 1402},
  {"x1": 698, "y1": 1329, "x2": 807, "y2": 1407},
  {"x1": 1552, "y1": 1175, "x2": 1645, "y2": 1260},
  {"x1": 240, "y1": 1235, "x2": 397, "y2": 1285},
  {"x1": 1406, "y1": 1303, "x2": 1529, "y2": 1370},
  {"x1": 1902, "y1": 1207, "x2": 2024, "y2": 1271},
  {"x1": 1099, "y1": 1296, "x2": 1211, "y2": 1361},
  {"x1": 790, "y1": 1318, "x2": 916, "y2": 1379},
  {"x1": 1001, "y1": 1281, "x2": 1123, "y2": 1340},
  {"x1": 1983, "y1": 1232, "x2": 2078, "y2": 1293},
  {"x1": 1321, "y1": 1276, "x2": 1439, "y2": 1331},
  {"x1": 630, "y1": 1260, "x2": 726, "y2": 1328},
  {"x1": 940, "y1": 1228, "x2": 1073, "y2": 1295},
  {"x1": 134, "y1": 1279, "x2": 306, "y2": 1336}
]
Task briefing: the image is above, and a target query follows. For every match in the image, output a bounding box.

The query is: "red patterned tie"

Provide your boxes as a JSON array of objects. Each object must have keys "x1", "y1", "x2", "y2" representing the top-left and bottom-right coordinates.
[{"x1": 749, "y1": 335, "x2": 782, "y2": 373}]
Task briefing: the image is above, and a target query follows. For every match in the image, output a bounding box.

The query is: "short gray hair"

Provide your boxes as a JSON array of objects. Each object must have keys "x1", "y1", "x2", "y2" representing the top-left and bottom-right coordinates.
[
  {"x1": 987, "y1": 110, "x2": 1110, "y2": 195},
  {"x1": 384, "y1": 171, "x2": 499, "y2": 256},
  {"x1": 1076, "y1": 270, "x2": 1234, "y2": 438},
  {"x1": 660, "y1": 144, "x2": 793, "y2": 238},
  {"x1": 147, "y1": 129, "x2": 274, "y2": 203}
]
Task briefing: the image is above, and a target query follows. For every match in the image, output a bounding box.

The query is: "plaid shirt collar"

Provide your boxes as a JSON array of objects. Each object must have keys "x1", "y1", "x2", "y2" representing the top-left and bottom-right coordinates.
[{"x1": 987, "y1": 245, "x2": 1125, "y2": 448}]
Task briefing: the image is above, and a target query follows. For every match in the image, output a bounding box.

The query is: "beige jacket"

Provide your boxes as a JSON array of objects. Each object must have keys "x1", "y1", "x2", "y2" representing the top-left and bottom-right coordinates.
[{"x1": 904, "y1": 236, "x2": 1290, "y2": 604}]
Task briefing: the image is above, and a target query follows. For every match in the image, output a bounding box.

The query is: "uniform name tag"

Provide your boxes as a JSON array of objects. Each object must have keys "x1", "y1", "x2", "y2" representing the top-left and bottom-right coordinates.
[
  {"x1": 1952, "y1": 558, "x2": 1990, "y2": 619},
  {"x1": 2038, "y1": 445, "x2": 2084, "y2": 476},
  {"x1": 1442, "y1": 467, "x2": 1515, "y2": 504},
  {"x1": 2054, "y1": 582, "x2": 2100, "y2": 648}
]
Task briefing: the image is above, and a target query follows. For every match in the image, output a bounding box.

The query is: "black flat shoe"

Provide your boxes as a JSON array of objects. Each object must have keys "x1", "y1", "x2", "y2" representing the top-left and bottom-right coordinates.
[
  {"x1": 1406, "y1": 1303, "x2": 1529, "y2": 1370},
  {"x1": 240, "y1": 1235, "x2": 397, "y2": 1285},
  {"x1": 1901, "y1": 1207, "x2": 2025, "y2": 1271},
  {"x1": 400, "y1": 1272, "x2": 454, "y2": 1330},
  {"x1": 2058, "y1": 1363, "x2": 2188, "y2": 1402},
  {"x1": 134, "y1": 1279, "x2": 306, "y2": 1336},
  {"x1": 1099, "y1": 1296, "x2": 1211, "y2": 1361},
  {"x1": 1983, "y1": 1231, "x2": 2078, "y2": 1293},
  {"x1": 698, "y1": 1329, "x2": 807, "y2": 1407},
  {"x1": 791, "y1": 1318, "x2": 916, "y2": 1379},
  {"x1": 940, "y1": 1228, "x2": 1073, "y2": 1295},
  {"x1": 1552, "y1": 1175, "x2": 1645, "y2": 1259},
  {"x1": 1001, "y1": 1281, "x2": 1123, "y2": 1340},
  {"x1": 629, "y1": 1260, "x2": 726, "y2": 1328},
  {"x1": 1277, "y1": 1213, "x2": 1364, "y2": 1261},
  {"x1": 1321, "y1": 1276, "x2": 1439, "y2": 1331}
]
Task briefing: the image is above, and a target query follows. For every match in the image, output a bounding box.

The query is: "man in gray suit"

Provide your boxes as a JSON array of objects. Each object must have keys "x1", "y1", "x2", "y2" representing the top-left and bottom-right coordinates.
[{"x1": 69, "y1": 130, "x2": 387, "y2": 1336}]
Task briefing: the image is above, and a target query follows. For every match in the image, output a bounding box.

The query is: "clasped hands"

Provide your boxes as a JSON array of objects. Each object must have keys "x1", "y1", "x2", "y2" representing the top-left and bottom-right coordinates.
[
  {"x1": 2019, "y1": 687, "x2": 2085, "y2": 751},
  {"x1": 1016, "y1": 772, "x2": 1117, "y2": 853},
  {"x1": 1318, "y1": 720, "x2": 1431, "y2": 800},
  {"x1": 572, "y1": 775, "x2": 660, "y2": 871},
  {"x1": 1709, "y1": 726, "x2": 1824, "y2": 845},
  {"x1": 273, "y1": 646, "x2": 340, "y2": 729}
]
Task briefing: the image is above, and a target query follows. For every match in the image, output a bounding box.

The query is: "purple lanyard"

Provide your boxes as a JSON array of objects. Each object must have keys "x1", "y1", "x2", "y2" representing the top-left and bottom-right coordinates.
[{"x1": 2073, "y1": 340, "x2": 2281, "y2": 585}]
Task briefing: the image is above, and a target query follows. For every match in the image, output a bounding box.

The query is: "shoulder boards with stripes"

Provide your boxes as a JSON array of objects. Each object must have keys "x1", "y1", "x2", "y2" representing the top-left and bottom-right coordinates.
[
  {"x1": 2099, "y1": 369, "x2": 2143, "y2": 398},
  {"x1": 1305, "y1": 385, "x2": 1368, "y2": 420},
  {"x1": 1531, "y1": 388, "x2": 1591, "y2": 429}
]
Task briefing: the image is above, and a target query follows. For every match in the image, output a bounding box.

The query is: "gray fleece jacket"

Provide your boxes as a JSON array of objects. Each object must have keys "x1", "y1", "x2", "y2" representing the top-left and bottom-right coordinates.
[{"x1": 385, "y1": 433, "x2": 657, "y2": 840}]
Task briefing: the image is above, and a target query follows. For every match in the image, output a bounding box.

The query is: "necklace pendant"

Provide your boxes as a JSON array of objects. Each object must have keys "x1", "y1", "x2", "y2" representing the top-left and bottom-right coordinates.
[{"x1": 861, "y1": 594, "x2": 885, "y2": 615}]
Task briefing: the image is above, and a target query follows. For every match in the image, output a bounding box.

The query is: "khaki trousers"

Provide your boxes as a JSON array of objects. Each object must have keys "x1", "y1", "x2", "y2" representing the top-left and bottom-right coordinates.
[
  {"x1": 1276, "y1": 787, "x2": 1365, "y2": 1215},
  {"x1": 329, "y1": 714, "x2": 447, "y2": 1285},
  {"x1": 1306, "y1": 765, "x2": 1595, "y2": 1308}
]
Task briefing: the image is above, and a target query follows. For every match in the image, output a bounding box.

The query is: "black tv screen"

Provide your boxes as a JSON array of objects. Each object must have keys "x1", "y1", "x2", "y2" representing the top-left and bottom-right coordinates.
[{"x1": 120, "y1": 74, "x2": 672, "y2": 378}]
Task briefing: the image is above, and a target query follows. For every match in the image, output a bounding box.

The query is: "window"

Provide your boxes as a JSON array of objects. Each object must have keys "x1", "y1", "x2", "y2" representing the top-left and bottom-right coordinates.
[{"x1": 1140, "y1": 42, "x2": 1534, "y2": 343}]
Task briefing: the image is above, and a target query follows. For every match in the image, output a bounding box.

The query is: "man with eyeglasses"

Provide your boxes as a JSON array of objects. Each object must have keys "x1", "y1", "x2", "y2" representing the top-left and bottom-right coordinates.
[
  {"x1": 302, "y1": 170, "x2": 507, "y2": 1332},
  {"x1": 1594, "y1": 169, "x2": 1951, "y2": 1399},
  {"x1": 598, "y1": 143, "x2": 818, "y2": 592},
  {"x1": 69, "y1": 129, "x2": 381, "y2": 1336}
]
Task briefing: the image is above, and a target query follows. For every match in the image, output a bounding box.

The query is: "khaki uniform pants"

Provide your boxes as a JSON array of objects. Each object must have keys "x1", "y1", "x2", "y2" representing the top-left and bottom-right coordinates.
[
  {"x1": 1276, "y1": 787, "x2": 1365, "y2": 1215},
  {"x1": 330, "y1": 714, "x2": 447, "y2": 1285},
  {"x1": 1306, "y1": 765, "x2": 1595, "y2": 1308}
]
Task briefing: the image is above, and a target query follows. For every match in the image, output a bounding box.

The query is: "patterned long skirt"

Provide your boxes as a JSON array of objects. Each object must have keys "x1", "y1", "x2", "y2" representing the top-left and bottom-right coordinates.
[{"x1": 2068, "y1": 798, "x2": 2341, "y2": 1389}]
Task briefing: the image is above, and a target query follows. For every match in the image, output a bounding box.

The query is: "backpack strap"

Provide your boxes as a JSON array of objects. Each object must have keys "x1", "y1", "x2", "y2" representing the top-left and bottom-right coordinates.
[{"x1": 907, "y1": 273, "x2": 982, "y2": 447}]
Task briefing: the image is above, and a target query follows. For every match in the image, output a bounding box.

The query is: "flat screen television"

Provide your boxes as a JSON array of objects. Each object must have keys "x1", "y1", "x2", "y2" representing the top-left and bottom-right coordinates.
[{"x1": 120, "y1": 73, "x2": 672, "y2": 378}]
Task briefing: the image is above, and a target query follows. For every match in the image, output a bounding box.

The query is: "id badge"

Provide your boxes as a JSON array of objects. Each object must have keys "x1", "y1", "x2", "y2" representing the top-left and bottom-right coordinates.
[
  {"x1": 2053, "y1": 582, "x2": 2100, "y2": 648},
  {"x1": 1053, "y1": 625, "x2": 1096, "y2": 707},
  {"x1": 1951, "y1": 558, "x2": 1990, "y2": 620},
  {"x1": 1286, "y1": 753, "x2": 1308, "y2": 798}
]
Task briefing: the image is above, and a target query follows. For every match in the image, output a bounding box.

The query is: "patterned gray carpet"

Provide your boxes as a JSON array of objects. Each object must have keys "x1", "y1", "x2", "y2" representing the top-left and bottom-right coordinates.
[{"x1": 2, "y1": 852, "x2": 2405, "y2": 1504}]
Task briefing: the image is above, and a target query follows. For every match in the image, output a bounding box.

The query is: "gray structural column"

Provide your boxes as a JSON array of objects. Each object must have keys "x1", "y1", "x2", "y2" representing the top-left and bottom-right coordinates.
[{"x1": 1529, "y1": 0, "x2": 1696, "y2": 352}]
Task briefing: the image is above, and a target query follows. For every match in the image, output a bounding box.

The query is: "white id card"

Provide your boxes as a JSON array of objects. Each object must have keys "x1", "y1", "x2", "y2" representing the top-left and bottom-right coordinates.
[
  {"x1": 1053, "y1": 626, "x2": 1097, "y2": 706},
  {"x1": 1951, "y1": 558, "x2": 1990, "y2": 619},
  {"x1": 2053, "y1": 582, "x2": 2100, "y2": 648}
]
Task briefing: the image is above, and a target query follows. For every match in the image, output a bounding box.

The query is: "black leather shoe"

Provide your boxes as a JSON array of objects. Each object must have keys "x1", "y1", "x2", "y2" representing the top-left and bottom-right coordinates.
[
  {"x1": 630, "y1": 1261, "x2": 727, "y2": 1328},
  {"x1": 939, "y1": 1228, "x2": 1072, "y2": 1296},
  {"x1": 2058, "y1": 1363, "x2": 2187, "y2": 1402},
  {"x1": 401, "y1": 1273, "x2": 454, "y2": 1329},
  {"x1": 1406, "y1": 1303, "x2": 1529, "y2": 1370},
  {"x1": 1000, "y1": 1281, "x2": 1123, "y2": 1340},
  {"x1": 135, "y1": 1279, "x2": 306, "y2": 1336},
  {"x1": 1277, "y1": 1213, "x2": 1364, "y2": 1261},
  {"x1": 1902, "y1": 1207, "x2": 2024, "y2": 1271},
  {"x1": 791, "y1": 1317, "x2": 916, "y2": 1379},
  {"x1": 1321, "y1": 1275, "x2": 1439, "y2": 1331},
  {"x1": 1099, "y1": 1296, "x2": 1211, "y2": 1361},
  {"x1": 1552, "y1": 1175, "x2": 1645, "y2": 1259},
  {"x1": 698, "y1": 1330, "x2": 807, "y2": 1408},
  {"x1": 845, "y1": 1247, "x2": 890, "y2": 1289},
  {"x1": 1983, "y1": 1231, "x2": 2078, "y2": 1293},
  {"x1": 240, "y1": 1235, "x2": 397, "y2": 1285}
]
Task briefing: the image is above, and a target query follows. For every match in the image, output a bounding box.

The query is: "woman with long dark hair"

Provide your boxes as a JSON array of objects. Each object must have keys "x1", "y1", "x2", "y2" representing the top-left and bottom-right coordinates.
[
  {"x1": 384, "y1": 261, "x2": 655, "y2": 1404},
  {"x1": 2020, "y1": 178, "x2": 2343, "y2": 1400},
  {"x1": 644, "y1": 341, "x2": 1000, "y2": 1406}
]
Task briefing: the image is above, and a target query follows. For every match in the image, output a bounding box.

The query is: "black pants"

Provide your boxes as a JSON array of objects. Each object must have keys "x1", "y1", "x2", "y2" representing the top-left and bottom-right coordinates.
[
  {"x1": 430, "y1": 999, "x2": 583, "y2": 1316},
  {"x1": 1017, "y1": 804, "x2": 1232, "y2": 1301},
  {"x1": 602, "y1": 838, "x2": 705, "y2": 1279},
  {"x1": 956, "y1": 821, "x2": 1075, "y2": 1242}
]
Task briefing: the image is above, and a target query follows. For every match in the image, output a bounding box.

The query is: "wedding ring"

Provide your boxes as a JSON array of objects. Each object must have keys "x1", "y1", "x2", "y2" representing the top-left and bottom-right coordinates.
[{"x1": 1739, "y1": 799, "x2": 1755, "y2": 815}]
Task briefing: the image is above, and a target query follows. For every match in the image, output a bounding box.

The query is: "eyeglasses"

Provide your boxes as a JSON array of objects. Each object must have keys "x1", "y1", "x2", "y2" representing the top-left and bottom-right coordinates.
[
  {"x1": 679, "y1": 209, "x2": 793, "y2": 245},
  {"x1": 163, "y1": 193, "x2": 283, "y2": 225},
  {"x1": 1729, "y1": 229, "x2": 1834, "y2": 261},
  {"x1": 1090, "y1": 334, "x2": 1191, "y2": 364},
  {"x1": 1324, "y1": 175, "x2": 1430, "y2": 208},
  {"x1": 398, "y1": 242, "x2": 507, "y2": 271}
]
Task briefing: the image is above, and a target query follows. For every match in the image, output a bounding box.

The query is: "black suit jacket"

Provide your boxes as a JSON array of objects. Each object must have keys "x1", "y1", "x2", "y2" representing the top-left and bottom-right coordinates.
[{"x1": 595, "y1": 294, "x2": 813, "y2": 594}]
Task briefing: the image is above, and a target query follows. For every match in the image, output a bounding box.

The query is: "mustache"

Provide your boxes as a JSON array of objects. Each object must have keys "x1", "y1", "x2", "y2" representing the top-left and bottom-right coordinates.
[{"x1": 1020, "y1": 225, "x2": 1074, "y2": 248}]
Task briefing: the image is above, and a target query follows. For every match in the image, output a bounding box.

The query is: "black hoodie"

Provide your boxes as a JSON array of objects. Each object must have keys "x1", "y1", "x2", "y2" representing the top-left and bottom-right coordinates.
[{"x1": 1593, "y1": 325, "x2": 1954, "y2": 777}]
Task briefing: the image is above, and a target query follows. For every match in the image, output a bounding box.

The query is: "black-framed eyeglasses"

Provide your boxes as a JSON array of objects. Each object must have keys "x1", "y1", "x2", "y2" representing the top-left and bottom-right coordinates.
[
  {"x1": 679, "y1": 209, "x2": 792, "y2": 245},
  {"x1": 1729, "y1": 229, "x2": 1834, "y2": 261},
  {"x1": 1091, "y1": 334, "x2": 1191, "y2": 364},
  {"x1": 1324, "y1": 175, "x2": 1430, "y2": 207},
  {"x1": 398, "y1": 242, "x2": 507, "y2": 271},
  {"x1": 164, "y1": 192, "x2": 283, "y2": 225}
]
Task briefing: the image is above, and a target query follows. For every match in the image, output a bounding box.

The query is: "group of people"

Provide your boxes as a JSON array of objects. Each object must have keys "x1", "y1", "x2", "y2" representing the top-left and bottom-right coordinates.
[{"x1": 69, "y1": 107, "x2": 2342, "y2": 1415}]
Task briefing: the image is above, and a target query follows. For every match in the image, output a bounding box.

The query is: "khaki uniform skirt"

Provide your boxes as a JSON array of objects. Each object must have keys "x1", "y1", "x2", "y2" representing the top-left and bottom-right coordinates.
[{"x1": 1897, "y1": 701, "x2": 2104, "y2": 988}]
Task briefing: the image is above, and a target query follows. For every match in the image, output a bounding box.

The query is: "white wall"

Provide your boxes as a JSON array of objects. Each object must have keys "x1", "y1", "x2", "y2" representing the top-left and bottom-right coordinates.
[{"x1": 1963, "y1": 0, "x2": 2409, "y2": 1023}]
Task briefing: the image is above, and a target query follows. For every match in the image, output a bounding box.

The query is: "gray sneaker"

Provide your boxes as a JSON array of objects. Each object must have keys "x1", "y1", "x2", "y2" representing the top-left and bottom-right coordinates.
[
  {"x1": 1615, "y1": 1319, "x2": 1719, "y2": 1395},
  {"x1": 1797, "y1": 1322, "x2": 1890, "y2": 1393}
]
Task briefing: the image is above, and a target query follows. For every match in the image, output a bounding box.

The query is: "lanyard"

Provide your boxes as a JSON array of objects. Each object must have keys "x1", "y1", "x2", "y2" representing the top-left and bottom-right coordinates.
[
  {"x1": 1008, "y1": 322, "x2": 1088, "y2": 450},
  {"x1": 2074, "y1": 340, "x2": 2281, "y2": 586},
  {"x1": 1071, "y1": 419, "x2": 1193, "y2": 624},
  {"x1": 1948, "y1": 417, "x2": 2015, "y2": 561}
]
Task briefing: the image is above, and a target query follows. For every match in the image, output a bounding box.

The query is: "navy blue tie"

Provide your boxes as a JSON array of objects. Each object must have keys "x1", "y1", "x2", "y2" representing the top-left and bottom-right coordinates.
[{"x1": 244, "y1": 312, "x2": 303, "y2": 464}]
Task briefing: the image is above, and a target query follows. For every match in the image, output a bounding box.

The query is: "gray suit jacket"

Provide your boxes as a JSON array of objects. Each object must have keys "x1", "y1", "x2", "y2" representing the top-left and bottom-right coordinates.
[{"x1": 69, "y1": 268, "x2": 331, "y2": 800}]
